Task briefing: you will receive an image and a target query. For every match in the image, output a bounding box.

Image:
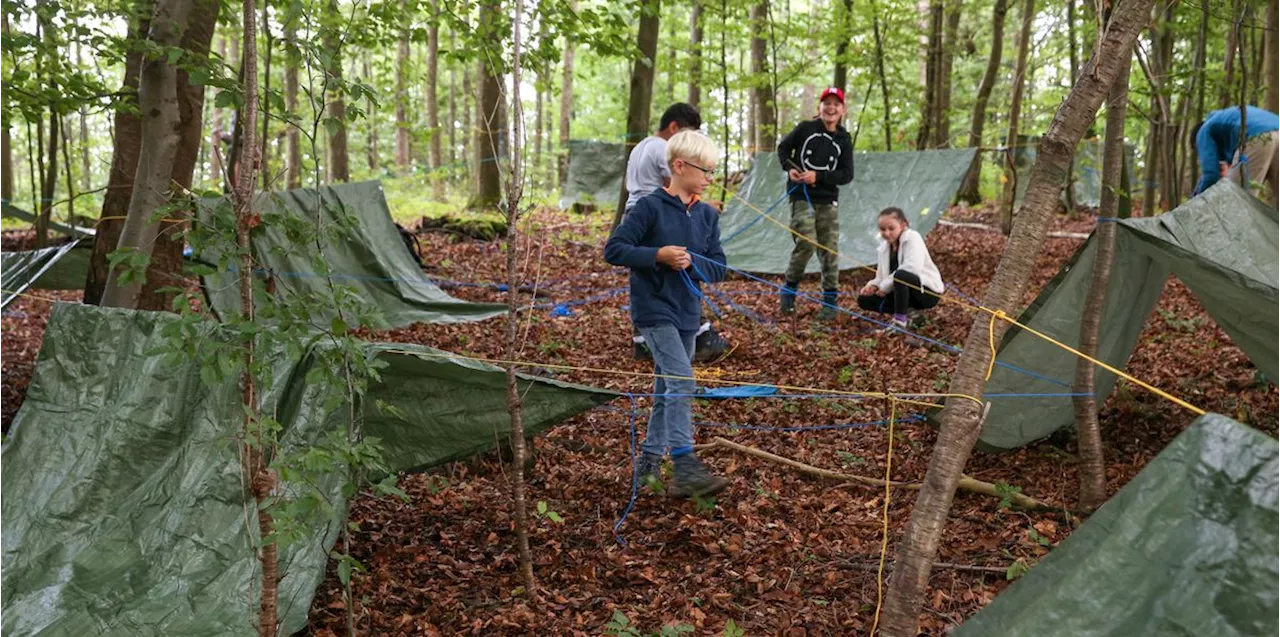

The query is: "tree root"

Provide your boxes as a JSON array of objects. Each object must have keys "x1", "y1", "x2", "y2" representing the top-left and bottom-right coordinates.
[{"x1": 700, "y1": 436, "x2": 1054, "y2": 511}]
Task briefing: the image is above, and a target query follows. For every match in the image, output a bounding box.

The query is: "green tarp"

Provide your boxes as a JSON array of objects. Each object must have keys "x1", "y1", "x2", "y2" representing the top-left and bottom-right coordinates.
[
  {"x1": 559, "y1": 140, "x2": 626, "y2": 210},
  {"x1": 956, "y1": 413, "x2": 1278, "y2": 637},
  {"x1": 719, "y1": 149, "x2": 977, "y2": 273},
  {"x1": 1007, "y1": 136, "x2": 1138, "y2": 208},
  {"x1": 199, "y1": 180, "x2": 505, "y2": 328},
  {"x1": 1, "y1": 202, "x2": 96, "y2": 239},
  {"x1": 2, "y1": 303, "x2": 613, "y2": 636},
  {"x1": 1, "y1": 242, "x2": 91, "y2": 308},
  {"x1": 975, "y1": 180, "x2": 1279, "y2": 451}
]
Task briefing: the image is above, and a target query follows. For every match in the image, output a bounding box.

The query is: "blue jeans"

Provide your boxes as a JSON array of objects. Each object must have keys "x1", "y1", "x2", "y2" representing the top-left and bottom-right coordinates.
[{"x1": 637, "y1": 324, "x2": 697, "y2": 456}]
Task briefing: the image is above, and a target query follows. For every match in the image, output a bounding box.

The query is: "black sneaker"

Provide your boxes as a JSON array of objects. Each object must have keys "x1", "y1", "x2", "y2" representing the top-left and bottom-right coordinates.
[
  {"x1": 633, "y1": 341, "x2": 652, "y2": 360},
  {"x1": 673, "y1": 453, "x2": 729, "y2": 498},
  {"x1": 693, "y1": 326, "x2": 731, "y2": 362}
]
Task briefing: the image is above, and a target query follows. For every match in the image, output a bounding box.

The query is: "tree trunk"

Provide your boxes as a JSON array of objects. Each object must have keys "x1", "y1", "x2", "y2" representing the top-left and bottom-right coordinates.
[
  {"x1": 448, "y1": 27, "x2": 458, "y2": 168},
  {"x1": 463, "y1": 65, "x2": 473, "y2": 175},
  {"x1": 0, "y1": 14, "x2": 10, "y2": 205},
  {"x1": 1073, "y1": 52, "x2": 1129, "y2": 514},
  {"x1": 558, "y1": 4, "x2": 576, "y2": 186},
  {"x1": 933, "y1": 0, "x2": 962, "y2": 148},
  {"x1": 750, "y1": 0, "x2": 775, "y2": 152},
  {"x1": 998, "y1": 0, "x2": 1035, "y2": 234},
  {"x1": 61, "y1": 116, "x2": 75, "y2": 224},
  {"x1": 35, "y1": 110, "x2": 58, "y2": 248},
  {"x1": 426, "y1": 2, "x2": 442, "y2": 193},
  {"x1": 284, "y1": 20, "x2": 301, "y2": 189},
  {"x1": 228, "y1": 0, "x2": 271, "y2": 630},
  {"x1": 137, "y1": 0, "x2": 216, "y2": 312},
  {"x1": 956, "y1": 0, "x2": 1007, "y2": 203},
  {"x1": 534, "y1": 64, "x2": 544, "y2": 186},
  {"x1": 917, "y1": 0, "x2": 943, "y2": 149},
  {"x1": 877, "y1": 0, "x2": 1152, "y2": 631},
  {"x1": 833, "y1": 0, "x2": 853, "y2": 91},
  {"x1": 611, "y1": 0, "x2": 661, "y2": 229},
  {"x1": 688, "y1": 0, "x2": 703, "y2": 107},
  {"x1": 471, "y1": 0, "x2": 503, "y2": 210},
  {"x1": 396, "y1": 0, "x2": 412, "y2": 175},
  {"x1": 325, "y1": 1, "x2": 350, "y2": 183},
  {"x1": 100, "y1": 0, "x2": 193, "y2": 308},
  {"x1": 1221, "y1": 0, "x2": 1241, "y2": 108},
  {"x1": 364, "y1": 57, "x2": 378, "y2": 172},
  {"x1": 1063, "y1": 0, "x2": 1079, "y2": 213},
  {"x1": 210, "y1": 35, "x2": 225, "y2": 186},
  {"x1": 872, "y1": 3, "x2": 892, "y2": 150},
  {"x1": 1264, "y1": 0, "x2": 1278, "y2": 112},
  {"x1": 85, "y1": 6, "x2": 149, "y2": 305}
]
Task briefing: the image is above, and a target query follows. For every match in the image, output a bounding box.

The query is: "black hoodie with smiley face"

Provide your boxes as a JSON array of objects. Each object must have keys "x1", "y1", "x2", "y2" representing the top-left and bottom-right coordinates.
[{"x1": 776, "y1": 118, "x2": 855, "y2": 205}]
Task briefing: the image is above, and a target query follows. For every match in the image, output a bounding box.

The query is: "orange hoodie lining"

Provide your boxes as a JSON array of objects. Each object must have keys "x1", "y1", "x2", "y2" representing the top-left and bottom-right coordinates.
[{"x1": 663, "y1": 186, "x2": 700, "y2": 208}]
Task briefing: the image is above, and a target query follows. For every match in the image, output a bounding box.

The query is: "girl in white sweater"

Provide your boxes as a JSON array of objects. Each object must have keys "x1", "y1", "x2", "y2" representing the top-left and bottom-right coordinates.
[{"x1": 857, "y1": 207, "x2": 945, "y2": 331}]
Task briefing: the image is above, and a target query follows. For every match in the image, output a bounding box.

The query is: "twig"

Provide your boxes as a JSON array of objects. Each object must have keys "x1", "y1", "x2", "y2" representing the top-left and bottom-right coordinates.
[
  {"x1": 702, "y1": 437, "x2": 1054, "y2": 510},
  {"x1": 939, "y1": 219, "x2": 1090, "y2": 240}
]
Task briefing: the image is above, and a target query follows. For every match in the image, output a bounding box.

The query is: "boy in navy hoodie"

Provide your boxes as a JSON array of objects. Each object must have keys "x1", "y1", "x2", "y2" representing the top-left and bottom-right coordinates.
[{"x1": 604, "y1": 131, "x2": 729, "y2": 498}]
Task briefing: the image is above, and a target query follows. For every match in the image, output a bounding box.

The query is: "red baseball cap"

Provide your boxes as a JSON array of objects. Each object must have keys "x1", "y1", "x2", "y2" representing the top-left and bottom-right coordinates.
[{"x1": 819, "y1": 87, "x2": 845, "y2": 103}]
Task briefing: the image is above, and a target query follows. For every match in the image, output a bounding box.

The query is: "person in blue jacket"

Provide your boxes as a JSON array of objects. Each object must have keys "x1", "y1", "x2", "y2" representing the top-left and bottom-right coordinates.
[
  {"x1": 1192, "y1": 106, "x2": 1278, "y2": 205},
  {"x1": 604, "y1": 131, "x2": 729, "y2": 499}
]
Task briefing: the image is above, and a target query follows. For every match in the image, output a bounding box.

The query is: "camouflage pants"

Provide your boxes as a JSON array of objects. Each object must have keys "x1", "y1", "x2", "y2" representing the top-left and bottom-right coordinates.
[{"x1": 785, "y1": 201, "x2": 840, "y2": 290}]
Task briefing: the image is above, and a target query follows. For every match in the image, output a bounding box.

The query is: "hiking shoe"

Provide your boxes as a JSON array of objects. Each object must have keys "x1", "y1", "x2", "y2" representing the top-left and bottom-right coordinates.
[
  {"x1": 874, "y1": 318, "x2": 909, "y2": 335},
  {"x1": 672, "y1": 453, "x2": 729, "y2": 498},
  {"x1": 693, "y1": 326, "x2": 731, "y2": 362},
  {"x1": 780, "y1": 284, "x2": 798, "y2": 315},
  {"x1": 907, "y1": 310, "x2": 927, "y2": 329},
  {"x1": 635, "y1": 452, "x2": 664, "y2": 490},
  {"x1": 816, "y1": 290, "x2": 840, "y2": 322},
  {"x1": 633, "y1": 341, "x2": 652, "y2": 361}
]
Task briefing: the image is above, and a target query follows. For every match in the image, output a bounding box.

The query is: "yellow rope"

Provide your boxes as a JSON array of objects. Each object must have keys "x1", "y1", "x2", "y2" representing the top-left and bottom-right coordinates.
[
  {"x1": 729, "y1": 194, "x2": 1207, "y2": 416},
  {"x1": 871, "y1": 396, "x2": 897, "y2": 636}
]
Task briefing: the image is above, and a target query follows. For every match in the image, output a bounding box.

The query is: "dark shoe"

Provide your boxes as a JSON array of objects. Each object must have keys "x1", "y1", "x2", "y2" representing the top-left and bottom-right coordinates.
[
  {"x1": 816, "y1": 290, "x2": 840, "y2": 322},
  {"x1": 635, "y1": 452, "x2": 664, "y2": 490},
  {"x1": 779, "y1": 283, "x2": 798, "y2": 315},
  {"x1": 693, "y1": 326, "x2": 731, "y2": 362},
  {"x1": 633, "y1": 340, "x2": 652, "y2": 361},
  {"x1": 672, "y1": 453, "x2": 729, "y2": 498}
]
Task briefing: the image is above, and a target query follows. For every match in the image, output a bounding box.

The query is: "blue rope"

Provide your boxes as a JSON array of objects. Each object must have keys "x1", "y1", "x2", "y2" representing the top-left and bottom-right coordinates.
[
  {"x1": 614, "y1": 393, "x2": 640, "y2": 545},
  {"x1": 687, "y1": 251, "x2": 1073, "y2": 388},
  {"x1": 721, "y1": 186, "x2": 796, "y2": 244}
]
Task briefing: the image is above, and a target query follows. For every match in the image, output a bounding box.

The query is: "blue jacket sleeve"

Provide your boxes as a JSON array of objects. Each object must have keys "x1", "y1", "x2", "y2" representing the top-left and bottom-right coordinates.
[
  {"x1": 819, "y1": 134, "x2": 855, "y2": 187},
  {"x1": 691, "y1": 207, "x2": 727, "y2": 283},
  {"x1": 604, "y1": 201, "x2": 660, "y2": 269},
  {"x1": 1194, "y1": 125, "x2": 1222, "y2": 195}
]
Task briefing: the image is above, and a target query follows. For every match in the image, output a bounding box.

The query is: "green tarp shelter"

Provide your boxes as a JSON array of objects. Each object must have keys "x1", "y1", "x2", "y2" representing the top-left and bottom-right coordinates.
[
  {"x1": 955, "y1": 413, "x2": 1278, "y2": 637},
  {"x1": 199, "y1": 180, "x2": 504, "y2": 328},
  {"x1": 1006, "y1": 136, "x2": 1138, "y2": 208},
  {"x1": 973, "y1": 180, "x2": 1278, "y2": 451},
  {"x1": 718, "y1": 149, "x2": 977, "y2": 273},
  {"x1": 559, "y1": 140, "x2": 626, "y2": 210},
  {"x1": 2, "y1": 303, "x2": 613, "y2": 636},
  {"x1": 1, "y1": 241, "x2": 91, "y2": 308},
  {"x1": 1, "y1": 202, "x2": 96, "y2": 239}
]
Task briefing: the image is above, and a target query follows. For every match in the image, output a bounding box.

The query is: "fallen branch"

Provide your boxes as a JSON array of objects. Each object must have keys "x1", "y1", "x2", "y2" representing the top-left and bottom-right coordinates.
[
  {"x1": 703, "y1": 436, "x2": 1053, "y2": 511},
  {"x1": 842, "y1": 560, "x2": 1009, "y2": 575},
  {"x1": 939, "y1": 219, "x2": 1090, "y2": 240}
]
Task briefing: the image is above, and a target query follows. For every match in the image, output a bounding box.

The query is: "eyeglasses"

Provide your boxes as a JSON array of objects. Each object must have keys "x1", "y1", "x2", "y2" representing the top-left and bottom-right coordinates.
[{"x1": 681, "y1": 159, "x2": 716, "y2": 178}]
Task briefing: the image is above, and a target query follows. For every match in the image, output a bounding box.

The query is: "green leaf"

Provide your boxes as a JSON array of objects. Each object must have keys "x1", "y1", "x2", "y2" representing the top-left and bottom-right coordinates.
[
  {"x1": 331, "y1": 316, "x2": 347, "y2": 335},
  {"x1": 546, "y1": 511, "x2": 563, "y2": 524},
  {"x1": 337, "y1": 558, "x2": 351, "y2": 586},
  {"x1": 537, "y1": 500, "x2": 548, "y2": 515},
  {"x1": 166, "y1": 47, "x2": 182, "y2": 65}
]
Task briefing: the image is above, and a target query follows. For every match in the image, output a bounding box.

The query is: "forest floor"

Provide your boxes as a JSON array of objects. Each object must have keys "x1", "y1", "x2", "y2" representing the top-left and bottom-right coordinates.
[{"x1": 1, "y1": 203, "x2": 1275, "y2": 636}]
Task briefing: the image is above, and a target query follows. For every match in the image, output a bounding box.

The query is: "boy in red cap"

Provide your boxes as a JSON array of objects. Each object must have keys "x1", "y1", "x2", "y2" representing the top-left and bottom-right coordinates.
[{"x1": 776, "y1": 87, "x2": 854, "y2": 321}]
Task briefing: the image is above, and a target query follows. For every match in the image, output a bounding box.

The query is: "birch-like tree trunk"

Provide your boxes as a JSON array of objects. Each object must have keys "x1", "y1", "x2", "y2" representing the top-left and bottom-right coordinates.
[
  {"x1": 688, "y1": 0, "x2": 703, "y2": 106},
  {"x1": 877, "y1": 0, "x2": 1152, "y2": 631},
  {"x1": 998, "y1": 0, "x2": 1035, "y2": 234}
]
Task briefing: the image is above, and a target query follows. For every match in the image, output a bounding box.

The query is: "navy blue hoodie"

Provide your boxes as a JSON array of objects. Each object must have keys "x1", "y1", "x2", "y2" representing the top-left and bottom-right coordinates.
[{"x1": 604, "y1": 188, "x2": 727, "y2": 331}]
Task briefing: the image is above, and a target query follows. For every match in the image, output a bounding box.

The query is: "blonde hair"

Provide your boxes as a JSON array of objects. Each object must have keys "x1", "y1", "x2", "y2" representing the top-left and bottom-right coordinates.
[{"x1": 666, "y1": 130, "x2": 718, "y2": 170}]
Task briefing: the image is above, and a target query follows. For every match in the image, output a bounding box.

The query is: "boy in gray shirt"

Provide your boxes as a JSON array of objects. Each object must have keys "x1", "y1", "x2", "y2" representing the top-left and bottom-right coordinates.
[{"x1": 624, "y1": 103, "x2": 704, "y2": 213}]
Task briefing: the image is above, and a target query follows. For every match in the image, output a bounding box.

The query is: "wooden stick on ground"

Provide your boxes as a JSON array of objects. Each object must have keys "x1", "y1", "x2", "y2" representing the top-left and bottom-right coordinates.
[
  {"x1": 703, "y1": 436, "x2": 1053, "y2": 511},
  {"x1": 842, "y1": 560, "x2": 1009, "y2": 575}
]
